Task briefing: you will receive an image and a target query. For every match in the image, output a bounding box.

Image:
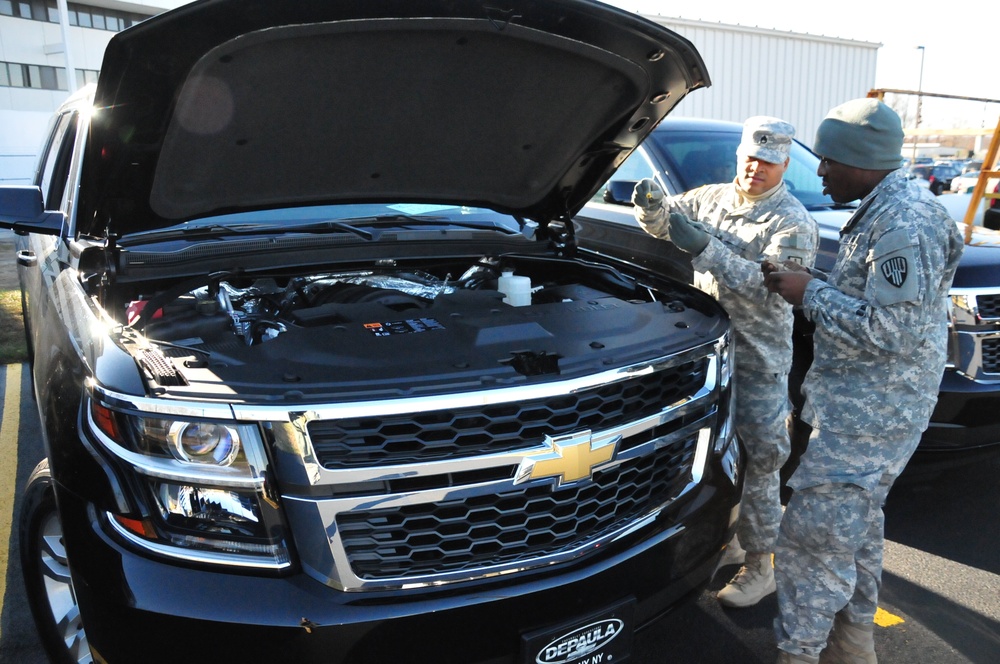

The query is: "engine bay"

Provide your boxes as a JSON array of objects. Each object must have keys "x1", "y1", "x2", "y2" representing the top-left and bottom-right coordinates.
[{"x1": 111, "y1": 255, "x2": 721, "y2": 400}]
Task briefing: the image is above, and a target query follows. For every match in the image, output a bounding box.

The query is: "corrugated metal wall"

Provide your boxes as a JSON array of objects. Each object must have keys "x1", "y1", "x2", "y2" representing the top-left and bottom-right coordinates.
[{"x1": 646, "y1": 16, "x2": 880, "y2": 148}]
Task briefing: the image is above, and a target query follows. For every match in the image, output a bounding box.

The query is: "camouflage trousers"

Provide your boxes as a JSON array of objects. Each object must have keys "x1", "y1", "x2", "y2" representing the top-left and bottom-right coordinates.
[
  {"x1": 773, "y1": 427, "x2": 921, "y2": 657},
  {"x1": 733, "y1": 368, "x2": 791, "y2": 554}
]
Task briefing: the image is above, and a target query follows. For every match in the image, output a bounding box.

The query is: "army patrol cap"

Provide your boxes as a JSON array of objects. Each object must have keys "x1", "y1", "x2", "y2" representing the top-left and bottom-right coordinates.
[
  {"x1": 736, "y1": 116, "x2": 795, "y2": 165},
  {"x1": 813, "y1": 98, "x2": 904, "y2": 170}
]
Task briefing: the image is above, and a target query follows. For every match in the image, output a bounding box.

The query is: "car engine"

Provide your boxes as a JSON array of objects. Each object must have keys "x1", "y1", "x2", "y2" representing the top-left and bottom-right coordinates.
[{"x1": 114, "y1": 255, "x2": 721, "y2": 400}]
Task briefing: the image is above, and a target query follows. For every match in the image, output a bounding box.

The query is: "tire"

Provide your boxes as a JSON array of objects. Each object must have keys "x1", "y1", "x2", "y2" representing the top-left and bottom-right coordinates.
[
  {"x1": 984, "y1": 207, "x2": 1000, "y2": 231},
  {"x1": 19, "y1": 459, "x2": 93, "y2": 664}
]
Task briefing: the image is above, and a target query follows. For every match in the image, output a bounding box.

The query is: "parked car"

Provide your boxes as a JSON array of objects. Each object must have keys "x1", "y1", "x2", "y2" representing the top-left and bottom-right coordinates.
[
  {"x1": 0, "y1": 2, "x2": 743, "y2": 663},
  {"x1": 946, "y1": 169, "x2": 1000, "y2": 223},
  {"x1": 951, "y1": 170, "x2": 982, "y2": 193},
  {"x1": 963, "y1": 159, "x2": 985, "y2": 174},
  {"x1": 986, "y1": 179, "x2": 1000, "y2": 230},
  {"x1": 910, "y1": 163, "x2": 961, "y2": 195},
  {"x1": 573, "y1": 116, "x2": 1000, "y2": 475}
]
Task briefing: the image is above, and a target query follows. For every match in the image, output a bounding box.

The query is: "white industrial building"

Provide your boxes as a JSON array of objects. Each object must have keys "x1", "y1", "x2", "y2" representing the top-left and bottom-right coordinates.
[
  {"x1": 0, "y1": 1, "x2": 879, "y2": 184},
  {"x1": 650, "y1": 16, "x2": 878, "y2": 141}
]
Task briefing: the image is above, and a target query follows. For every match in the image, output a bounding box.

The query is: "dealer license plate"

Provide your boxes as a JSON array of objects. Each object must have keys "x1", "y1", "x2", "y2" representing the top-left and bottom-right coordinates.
[{"x1": 520, "y1": 598, "x2": 635, "y2": 664}]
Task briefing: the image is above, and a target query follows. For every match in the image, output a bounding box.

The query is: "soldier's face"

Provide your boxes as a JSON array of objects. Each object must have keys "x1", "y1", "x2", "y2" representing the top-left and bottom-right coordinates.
[
  {"x1": 817, "y1": 156, "x2": 867, "y2": 203},
  {"x1": 736, "y1": 156, "x2": 787, "y2": 196}
]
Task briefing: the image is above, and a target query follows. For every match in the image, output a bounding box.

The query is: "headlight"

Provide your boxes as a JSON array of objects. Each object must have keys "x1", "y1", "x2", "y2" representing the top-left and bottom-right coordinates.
[
  {"x1": 167, "y1": 421, "x2": 240, "y2": 465},
  {"x1": 87, "y1": 395, "x2": 290, "y2": 569}
]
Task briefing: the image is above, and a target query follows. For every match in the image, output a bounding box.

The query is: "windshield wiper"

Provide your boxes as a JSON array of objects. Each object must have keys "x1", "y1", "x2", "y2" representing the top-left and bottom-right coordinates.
[
  {"x1": 276, "y1": 220, "x2": 378, "y2": 241},
  {"x1": 342, "y1": 214, "x2": 515, "y2": 233},
  {"x1": 122, "y1": 220, "x2": 377, "y2": 245},
  {"x1": 182, "y1": 221, "x2": 378, "y2": 241},
  {"x1": 181, "y1": 223, "x2": 268, "y2": 237}
]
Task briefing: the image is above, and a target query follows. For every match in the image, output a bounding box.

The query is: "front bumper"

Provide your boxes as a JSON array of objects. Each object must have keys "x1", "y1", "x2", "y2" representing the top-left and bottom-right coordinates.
[
  {"x1": 58, "y1": 448, "x2": 741, "y2": 664},
  {"x1": 922, "y1": 369, "x2": 1000, "y2": 453}
]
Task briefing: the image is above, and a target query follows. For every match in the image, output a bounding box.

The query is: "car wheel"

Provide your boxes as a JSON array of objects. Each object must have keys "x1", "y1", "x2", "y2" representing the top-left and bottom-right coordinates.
[
  {"x1": 19, "y1": 459, "x2": 93, "y2": 664},
  {"x1": 931, "y1": 182, "x2": 943, "y2": 196}
]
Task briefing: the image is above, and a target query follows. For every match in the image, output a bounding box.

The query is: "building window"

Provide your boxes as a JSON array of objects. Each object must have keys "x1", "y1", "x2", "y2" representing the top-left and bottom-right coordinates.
[
  {"x1": 75, "y1": 68, "x2": 98, "y2": 87},
  {"x1": 0, "y1": 61, "x2": 100, "y2": 91},
  {"x1": 8, "y1": 63, "x2": 25, "y2": 88},
  {"x1": 0, "y1": 1, "x2": 149, "y2": 32}
]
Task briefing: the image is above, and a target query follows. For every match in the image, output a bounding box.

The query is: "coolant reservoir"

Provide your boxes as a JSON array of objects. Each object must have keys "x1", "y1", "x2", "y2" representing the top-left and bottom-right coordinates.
[{"x1": 498, "y1": 270, "x2": 531, "y2": 307}]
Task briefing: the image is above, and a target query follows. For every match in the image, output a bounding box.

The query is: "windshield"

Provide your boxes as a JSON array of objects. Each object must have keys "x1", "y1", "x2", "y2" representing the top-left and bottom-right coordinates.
[
  {"x1": 120, "y1": 203, "x2": 524, "y2": 244},
  {"x1": 648, "y1": 128, "x2": 836, "y2": 209}
]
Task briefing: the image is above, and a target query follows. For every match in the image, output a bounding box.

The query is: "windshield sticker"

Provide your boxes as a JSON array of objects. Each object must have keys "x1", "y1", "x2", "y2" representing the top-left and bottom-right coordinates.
[{"x1": 364, "y1": 318, "x2": 445, "y2": 337}]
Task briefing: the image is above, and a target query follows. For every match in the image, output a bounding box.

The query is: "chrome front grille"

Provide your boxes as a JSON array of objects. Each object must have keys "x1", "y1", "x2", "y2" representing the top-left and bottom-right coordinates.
[
  {"x1": 308, "y1": 358, "x2": 709, "y2": 468},
  {"x1": 272, "y1": 345, "x2": 724, "y2": 592},
  {"x1": 950, "y1": 288, "x2": 1000, "y2": 378},
  {"x1": 981, "y1": 337, "x2": 1000, "y2": 374},
  {"x1": 337, "y1": 431, "x2": 699, "y2": 579},
  {"x1": 975, "y1": 293, "x2": 1000, "y2": 320}
]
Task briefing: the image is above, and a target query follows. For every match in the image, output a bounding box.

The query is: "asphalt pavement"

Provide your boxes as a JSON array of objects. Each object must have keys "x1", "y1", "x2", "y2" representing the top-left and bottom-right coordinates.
[{"x1": 0, "y1": 361, "x2": 998, "y2": 663}]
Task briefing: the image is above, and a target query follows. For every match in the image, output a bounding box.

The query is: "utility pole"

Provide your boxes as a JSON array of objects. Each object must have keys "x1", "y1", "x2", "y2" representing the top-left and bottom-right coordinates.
[{"x1": 912, "y1": 45, "x2": 925, "y2": 163}]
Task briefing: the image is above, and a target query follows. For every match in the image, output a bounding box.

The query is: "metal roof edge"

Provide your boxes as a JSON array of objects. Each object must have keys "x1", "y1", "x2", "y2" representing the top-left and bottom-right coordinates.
[{"x1": 637, "y1": 14, "x2": 882, "y2": 49}]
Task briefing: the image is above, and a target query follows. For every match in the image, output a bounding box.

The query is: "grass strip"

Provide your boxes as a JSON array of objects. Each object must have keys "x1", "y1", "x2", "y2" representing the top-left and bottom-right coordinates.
[{"x1": 0, "y1": 289, "x2": 27, "y2": 365}]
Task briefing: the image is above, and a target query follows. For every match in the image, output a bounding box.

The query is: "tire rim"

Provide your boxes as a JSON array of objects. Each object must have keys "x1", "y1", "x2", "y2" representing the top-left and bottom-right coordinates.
[{"x1": 38, "y1": 511, "x2": 92, "y2": 663}]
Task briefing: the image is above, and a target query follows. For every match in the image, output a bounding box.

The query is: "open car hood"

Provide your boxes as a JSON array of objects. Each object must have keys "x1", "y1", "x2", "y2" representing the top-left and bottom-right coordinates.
[{"x1": 79, "y1": 0, "x2": 708, "y2": 238}]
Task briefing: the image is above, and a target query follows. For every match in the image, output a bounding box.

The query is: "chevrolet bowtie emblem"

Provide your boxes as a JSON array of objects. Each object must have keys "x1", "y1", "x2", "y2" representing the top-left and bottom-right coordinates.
[{"x1": 515, "y1": 430, "x2": 618, "y2": 486}]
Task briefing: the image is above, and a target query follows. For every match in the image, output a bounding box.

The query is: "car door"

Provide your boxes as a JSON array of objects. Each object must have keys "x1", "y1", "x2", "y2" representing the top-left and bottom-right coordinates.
[
  {"x1": 575, "y1": 146, "x2": 694, "y2": 284},
  {"x1": 17, "y1": 109, "x2": 79, "y2": 366}
]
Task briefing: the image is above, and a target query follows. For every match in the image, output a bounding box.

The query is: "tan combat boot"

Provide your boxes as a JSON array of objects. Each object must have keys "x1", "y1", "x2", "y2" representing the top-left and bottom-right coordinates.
[
  {"x1": 717, "y1": 552, "x2": 775, "y2": 608},
  {"x1": 718, "y1": 533, "x2": 746, "y2": 567},
  {"x1": 777, "y1": 650, "x2": 820, "y2": 664},
  {"x1": 818, "y1": 614, "x2": 877, "y2": 664}
]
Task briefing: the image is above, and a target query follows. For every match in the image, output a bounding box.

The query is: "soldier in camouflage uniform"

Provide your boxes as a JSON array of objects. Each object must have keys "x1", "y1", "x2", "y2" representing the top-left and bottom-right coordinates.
[
  {"x1": 764, "y1": 99, "x2": 964, "y2": 664},
  {"x1": 631, "y1": 117, "x2": 819, "y2": 609}
]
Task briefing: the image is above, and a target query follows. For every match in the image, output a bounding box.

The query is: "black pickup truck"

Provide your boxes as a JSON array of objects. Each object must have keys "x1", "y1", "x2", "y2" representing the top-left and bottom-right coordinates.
[{"x1": 0, "y1": 2, "x2": 742, "y2": 663}]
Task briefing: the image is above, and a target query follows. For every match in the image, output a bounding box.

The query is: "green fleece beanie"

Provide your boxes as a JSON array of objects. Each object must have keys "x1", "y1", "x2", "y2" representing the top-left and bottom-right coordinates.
[{"x1": 813, "y1": 98, "x2": 904, "y2": 170}]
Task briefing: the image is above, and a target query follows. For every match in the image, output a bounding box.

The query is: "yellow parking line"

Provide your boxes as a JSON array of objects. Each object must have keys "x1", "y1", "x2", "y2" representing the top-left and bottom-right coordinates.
[
  {"x1": 0, "y1": 363, "x2": 23, "y2": 640},
  {"x1": 875, "y1": 606, "x2": 905, "y2": 627}
]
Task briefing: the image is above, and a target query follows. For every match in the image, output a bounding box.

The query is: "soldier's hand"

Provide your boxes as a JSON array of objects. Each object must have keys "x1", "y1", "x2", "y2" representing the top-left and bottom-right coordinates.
[
  {"x1": 762, "y1": 260, "x2": 809, "y2": 277},
  {"x1": 764, "y1": 269, "x2": 813, "y2": 306},
  {"x1": 761, "y1": 260, "x2": 782, "y2": 277},
  {"x1": 631, "y1": 178, "x2": 664, "y2": 211},
  {"x1": 667, "y1": 212, "x2": 710, "y2": 255}
]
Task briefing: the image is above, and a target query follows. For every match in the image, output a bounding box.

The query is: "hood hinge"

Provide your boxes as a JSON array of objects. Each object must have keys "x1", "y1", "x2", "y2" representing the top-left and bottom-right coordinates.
[{"x1": 545, "y1": 211, "x2": 577, "y2": 257}]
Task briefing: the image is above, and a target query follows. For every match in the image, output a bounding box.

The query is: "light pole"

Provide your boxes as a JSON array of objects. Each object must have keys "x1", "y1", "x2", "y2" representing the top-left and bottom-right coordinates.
[{"x1": 912, "y1": 45, "x2": 925, "y2": 164}]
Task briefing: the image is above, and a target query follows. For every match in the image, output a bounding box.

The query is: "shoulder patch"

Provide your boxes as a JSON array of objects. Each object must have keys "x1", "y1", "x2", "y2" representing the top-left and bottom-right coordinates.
[
  {"x1": 871, "y1": 229, "x2": 919, "y2": 305},
  {"x1": 879, "y1": 256, "x2": 908, "y2": 287}
]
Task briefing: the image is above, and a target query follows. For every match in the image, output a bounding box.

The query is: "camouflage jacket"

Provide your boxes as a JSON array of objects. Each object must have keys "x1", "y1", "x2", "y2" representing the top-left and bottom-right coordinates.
[
  {"x1": 800, "y1": 169, "x2": 964, "y2": 437},
  {"x1": 638, "y1": 180, "x2": 818, "y2": 375}
]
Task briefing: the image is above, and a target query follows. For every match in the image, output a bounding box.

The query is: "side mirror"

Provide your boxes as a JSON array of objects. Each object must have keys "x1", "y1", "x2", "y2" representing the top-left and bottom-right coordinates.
[
  {"x1": 605, "y1": 180, "x2": 638, "y2": 206},
  {"x1": 0, "y1": 186, "x2": 65, "y2": 236}
]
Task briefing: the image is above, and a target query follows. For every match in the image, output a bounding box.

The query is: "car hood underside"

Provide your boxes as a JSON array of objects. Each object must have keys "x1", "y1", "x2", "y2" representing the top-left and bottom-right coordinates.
[{"x1": 82, "y1": 0, "x2": 708, "y2": 237}]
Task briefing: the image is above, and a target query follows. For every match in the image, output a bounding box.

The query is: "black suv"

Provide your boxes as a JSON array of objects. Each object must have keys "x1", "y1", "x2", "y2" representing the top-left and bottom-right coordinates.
[
  {"x1": 910, "y1": 164, "x2": 961, "y2": 195},
  {"x1": 0, "y1": 2, "x2": 742, "y2": 663}
]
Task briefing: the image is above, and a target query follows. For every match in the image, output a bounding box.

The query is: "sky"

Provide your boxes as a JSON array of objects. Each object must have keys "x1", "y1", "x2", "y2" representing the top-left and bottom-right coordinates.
[{"x1": 603, "y1": 0, "x2": 1000, "y2": 129}]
